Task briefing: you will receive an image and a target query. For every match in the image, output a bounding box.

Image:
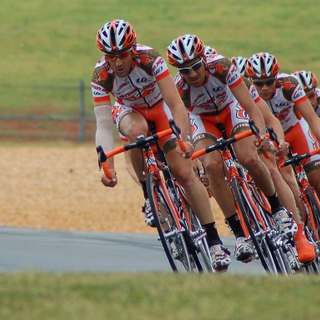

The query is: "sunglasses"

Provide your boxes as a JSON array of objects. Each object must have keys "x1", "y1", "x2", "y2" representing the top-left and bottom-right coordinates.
[
  {"x1": 253, "y1": 78, "x2": 276, "y2": 87},
  {"x1": 306, "y1": 90, "x2": 316, "y2": 99},
  {"x1": 177, "y1": 58, "x2": 203, "y2": 74},
  {"x1": 105, "y1": 48, "x2": 132, "y2": 61}
]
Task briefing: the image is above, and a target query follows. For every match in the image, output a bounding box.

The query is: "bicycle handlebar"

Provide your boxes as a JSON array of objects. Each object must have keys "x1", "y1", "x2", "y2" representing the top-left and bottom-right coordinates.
[
  {"x1": 97, "y1": 119, "x2": 186, "y2": 179},
  {"x1": 278, "y1": 148, "x2": 320, "y2": 168},
  {"x1": 192, "y1": 120, "x2": 269, "y2": 160},
  {"x1": 267, "y1": 126, "x2": 320, "y2": 168}
]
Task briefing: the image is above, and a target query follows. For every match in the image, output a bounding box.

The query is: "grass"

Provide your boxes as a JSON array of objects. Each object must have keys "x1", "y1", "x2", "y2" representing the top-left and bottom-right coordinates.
[
  {"x1": 1, "y1": 1, "x2": 320, "y2": 317},
  {"x1": 0, "y1": 272, "x2": 320, "y2": 320},
  {"x1": 2, "y1": 0, "x2": 320, "y2": 118}
]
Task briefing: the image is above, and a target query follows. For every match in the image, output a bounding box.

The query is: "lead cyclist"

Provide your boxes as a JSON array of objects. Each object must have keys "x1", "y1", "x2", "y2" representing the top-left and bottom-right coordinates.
[{"x1": 91, "y1": 19, "x2": 230, "y2": 272}]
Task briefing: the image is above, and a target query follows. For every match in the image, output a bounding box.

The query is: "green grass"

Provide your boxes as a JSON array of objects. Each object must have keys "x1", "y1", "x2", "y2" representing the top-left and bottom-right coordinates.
[
  {"x1": 0, "y1": 272, "x2": 320, "y2": 320},
  {"x1": 1, "y1": 0, "x2": 320, "y2": 117},
  {"x1": 2, "y1": 1, "x2": 320, "y2": 316}
]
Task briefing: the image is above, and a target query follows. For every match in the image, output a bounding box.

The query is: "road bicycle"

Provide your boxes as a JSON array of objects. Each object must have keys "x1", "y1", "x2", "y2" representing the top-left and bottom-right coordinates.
[
  {"x1": 96, "y1": 119, "x2": 214, "y2": 273},
  {"x1": 192, "y1": 120, "x2": 295, "y2": 275},
  {"x1": 267, "y1": 126, "x2": 320, "y2": 274}
]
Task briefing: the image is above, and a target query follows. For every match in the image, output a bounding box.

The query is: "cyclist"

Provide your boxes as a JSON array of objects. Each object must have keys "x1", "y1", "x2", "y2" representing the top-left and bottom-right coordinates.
[
  {"x1": 91, "y1": 19, "x2": 230, "y2": 271},
  {"x1": 231, "y1": 57, "x2": 316, "y2": 263},
  {"x1": 166, "y1": 35, "x2": 297, "y2": 264},
  {"x1": 293, "y1": 70, "x2": 320, "y2": 117},
  {"x1": 246, "y1": 53, "x2": 320, "y2": 202}
]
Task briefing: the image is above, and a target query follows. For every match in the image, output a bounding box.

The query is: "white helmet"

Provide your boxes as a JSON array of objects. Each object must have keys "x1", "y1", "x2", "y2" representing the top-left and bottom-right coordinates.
[
  {"x1": 167, "y1": 34, "x2": 205, "y2": 66},
  {"x1": 96, "y1": 19, "x2": 136, "y2": 53}
]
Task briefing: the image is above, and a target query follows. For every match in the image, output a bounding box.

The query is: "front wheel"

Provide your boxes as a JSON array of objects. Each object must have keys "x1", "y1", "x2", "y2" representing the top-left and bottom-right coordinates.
[
  {"x1": 146, "y1": 173, "x2": 194, "y2": 273},
  {"x1": 232, "y1": 177, "x2": 279, "y2": 274}
]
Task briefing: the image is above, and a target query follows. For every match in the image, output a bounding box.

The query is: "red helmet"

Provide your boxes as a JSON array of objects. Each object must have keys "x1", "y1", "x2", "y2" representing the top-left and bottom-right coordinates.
[
  {"x1": 293, "y1": 70, "x2": 318, "y2": 91},
  {"x1": 96, "y1": 19, "x2": 136, "y2": 53},
  {"x1": 246, "y1": 52, "x2": 280, "y2": 78},
  {"x1": 167, "y1": 34, "x2": 205, "y2": 66}
]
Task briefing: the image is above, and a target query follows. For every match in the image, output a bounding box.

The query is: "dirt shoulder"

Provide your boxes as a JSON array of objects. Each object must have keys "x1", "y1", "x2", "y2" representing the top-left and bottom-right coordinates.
[{"x1": 0, "y1": 142, "x2": 232, "y2": 237}]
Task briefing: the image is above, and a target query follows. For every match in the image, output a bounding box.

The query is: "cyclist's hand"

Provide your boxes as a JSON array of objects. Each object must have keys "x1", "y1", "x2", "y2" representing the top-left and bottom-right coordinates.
[
  {"x1": 276, "y1": 140, "x2": 289, "y2": 158},
  {"x1": 101, "y1": 169, "x2": 118, "y2": 188},
  {"x1": 176, "y1": 140, "x2": 194, "y2": 159},
  {"x1": 254, "y1": 134, "x2": 269, "y2": 153}
]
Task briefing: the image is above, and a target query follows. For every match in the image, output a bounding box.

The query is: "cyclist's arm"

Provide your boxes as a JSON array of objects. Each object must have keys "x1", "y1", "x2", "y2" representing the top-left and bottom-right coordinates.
[
  {"x1": 231, "y1": 81, "x2": 266, "y2": 136},
  {"x1": 256, "y1": 99, "x2": 284, "y2": 140},
  {"x1": 296, "y1": 99, "x2": 320, "y2": 141},
  {"x1": 94, "y1": 101, "x2": 117, "y2": 186},
  {"x1": 256, "y1": 98, "x2": 288, "y2": 156},
  {"x1": 157, "y1": 75, "x2": 193, "y2": 156}
]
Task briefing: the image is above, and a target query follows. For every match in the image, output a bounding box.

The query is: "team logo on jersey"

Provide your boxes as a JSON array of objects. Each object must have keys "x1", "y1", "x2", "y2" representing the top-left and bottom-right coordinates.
[
  {"x1": 274, "y1": 102, "x2": 290, "y2": 108},
  {"x1": 226, "y1": 65, "x2": 240, "y2": 84},
  {"x1": 136, "y1": 77, "x2": 149, "y2": 84},
  {"x1": 292, "y1": 85, "x2": 305, "y2": 101},
  {"x1": 190, "y1": 118, "x2": 199, "y2": 136},
  {"x1": 97, "y1": 69, "x2": 108, "y2": 82},
  {"x1": 276, "y1": 108, "x2": 290, "y2": 121},
  {"x1": 235, "y1": 104, "x2": 249, "y2": 120}
]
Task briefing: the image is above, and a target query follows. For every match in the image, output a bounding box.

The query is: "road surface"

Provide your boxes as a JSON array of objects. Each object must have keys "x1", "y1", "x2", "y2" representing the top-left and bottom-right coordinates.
[{"x1": 0, "y1": 226, "x2": 265, "y2": 275}]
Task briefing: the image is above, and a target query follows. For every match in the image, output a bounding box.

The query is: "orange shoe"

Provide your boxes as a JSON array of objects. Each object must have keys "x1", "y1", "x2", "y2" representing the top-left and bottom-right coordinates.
[{"x1": 294, "y1": 224, "x2": 317, "y2": 264}]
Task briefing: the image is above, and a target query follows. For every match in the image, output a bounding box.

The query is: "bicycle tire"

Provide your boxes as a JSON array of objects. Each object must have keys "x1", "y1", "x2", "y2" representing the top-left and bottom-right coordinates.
[
  {"x1": 175, "y1": 184, "x2": 213, "y2": 273},
  {"x1": 232, "y1": 177, "x2": 279, "y2": 274},
  {"x1": 305, "y1": 187, "x2": 320, "y2": 239},
  {"x1": 249, "y1": 190, "x2": 294, "y2": 275},
  {"x1": 250, "y1": 184, "x2": 295, "y2": 275},
  {"x1": 146, "y1": 173, "x2": 194, "y2": 273},
  {"x1": 166, "y1": 180, "x2": 211, "y2": 273}
]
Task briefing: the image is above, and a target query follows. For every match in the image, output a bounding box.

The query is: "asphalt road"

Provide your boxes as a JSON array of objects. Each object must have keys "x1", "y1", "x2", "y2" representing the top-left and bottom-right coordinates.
[{"x1": 0, "y1": 226, "x2": 265, "y2": 275}]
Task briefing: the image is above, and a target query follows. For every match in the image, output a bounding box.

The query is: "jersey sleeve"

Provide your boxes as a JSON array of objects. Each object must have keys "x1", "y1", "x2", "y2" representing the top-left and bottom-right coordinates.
[
  {"x1": 226, "y1": 63, "x2": 242, "y2": 89},
  {"x1": 91, "y1": 82, "x2": 111, "y2": 104},
  {"x1": 280, "y1": 75, "x2": 307, "y2": 104},
  {"x1": 152, "y1": 56, "x2": 171, "y2": 81}
]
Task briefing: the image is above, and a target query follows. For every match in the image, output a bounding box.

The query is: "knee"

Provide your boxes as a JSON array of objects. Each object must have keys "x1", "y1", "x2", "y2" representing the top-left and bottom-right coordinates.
[
  {"x1": 173, "y1": 165, "x2": 196, "y2": 189},
  {"x1": 238, "y1": 153, "x2": 260, "y2": 170},
  {"x1": 204, "y1": 158, "x2": 225, "y2": 178},
  {"x1": 265, "y1": 163, "x2": 280, "y2": 180}
]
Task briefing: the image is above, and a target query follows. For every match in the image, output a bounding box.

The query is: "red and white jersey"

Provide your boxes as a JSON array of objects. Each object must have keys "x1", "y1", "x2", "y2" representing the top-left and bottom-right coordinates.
[
  {"x1": 243, "y1": 77, "x2": 261, "y2": 103},
  {"x1": 264, "y1": 73, "x2": 307, "y2": 132},
  {"x1": 173, "y1": 54, "x2": 243, "y2": 115},
  {"x1": 314, "y1": 88, "x2": 320, "y2": 117},
  {"x1": 91, "y1": 44, "x2": 170, "y2": 109}
]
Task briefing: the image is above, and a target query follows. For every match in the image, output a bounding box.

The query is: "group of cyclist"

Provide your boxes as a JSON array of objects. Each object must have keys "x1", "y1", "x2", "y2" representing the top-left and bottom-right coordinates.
[{"x1": 91, "y1": 19, "x2": 320, "y2": 272}]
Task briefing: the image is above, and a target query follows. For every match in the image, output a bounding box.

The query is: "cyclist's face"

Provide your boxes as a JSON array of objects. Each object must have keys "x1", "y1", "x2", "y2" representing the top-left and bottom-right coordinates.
[
  {"x1": 178, "y1": 58, "x2": 206, "y2": 88},
  {"x1": 107, "y1": 51, "x2": 133, "y2": 77},
  {"x1": 251, "y1": 77, "x2": 276, "y2": 101},
  {"x1": 305, "y1": 89, "x2": 318, "y2": 110}
]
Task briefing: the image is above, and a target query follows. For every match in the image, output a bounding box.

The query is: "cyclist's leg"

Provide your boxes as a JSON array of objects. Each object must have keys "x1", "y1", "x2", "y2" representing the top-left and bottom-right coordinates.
[
  {"x1": 306, "y1": 169, "x2": 320, "y2": 201},
  {"x1": 279, "y1": 165, "x2": 306, "y2": 222},
  {"x1": 116, "y1": 106, "x2": 154, "y2": 226},
  {"x1": 118, "y1": 133, "x2": 141, "y2": 186},
  {"x1": 228, "y1": 105, "x2": 297, "y2": 239},
  {"x1": 260, "y1": 152, "x2": 301, "y2": 224},
  {"x1": 190, "y1": 112, "x2": 255, "y2": 262},
  {"x1": 287, "y1": 118, "x2": 320, "y2": 200},
  {"x1": 165, "y1": 146, "x2": 231, "y2": 271}
]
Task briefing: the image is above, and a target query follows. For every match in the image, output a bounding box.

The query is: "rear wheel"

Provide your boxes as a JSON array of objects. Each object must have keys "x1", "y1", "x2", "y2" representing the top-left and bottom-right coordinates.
[{"x1": 146, "y1": 173, "x2": 194, "y2": 273}]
